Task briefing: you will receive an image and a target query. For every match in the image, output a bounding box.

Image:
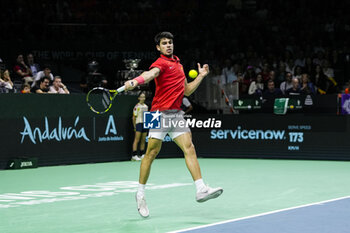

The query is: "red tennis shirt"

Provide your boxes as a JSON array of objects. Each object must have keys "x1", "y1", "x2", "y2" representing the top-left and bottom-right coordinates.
[{"x1": 149, "y1": 54, "x2": 186, "y2": 111}]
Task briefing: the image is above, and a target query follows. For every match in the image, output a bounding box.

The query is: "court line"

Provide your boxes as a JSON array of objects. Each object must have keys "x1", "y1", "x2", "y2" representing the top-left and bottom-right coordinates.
[{"x1": 168, "y1": 195, "x2": 350, "y2": 233}]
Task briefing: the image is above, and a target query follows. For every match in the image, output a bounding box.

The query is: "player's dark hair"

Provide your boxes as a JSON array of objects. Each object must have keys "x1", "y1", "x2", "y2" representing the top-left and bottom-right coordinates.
[{"x1": 154, "y1": 32, "x2": 174, "y2": 45}]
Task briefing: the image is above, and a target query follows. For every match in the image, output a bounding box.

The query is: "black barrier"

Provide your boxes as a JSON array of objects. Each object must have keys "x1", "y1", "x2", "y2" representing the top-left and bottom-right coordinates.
[
  {"x1": 190, "y1": 114, "x2": 350, "y2": 160},
  {"x1": 0, "y1": 94, "x2": 138, "y2": 169},
  {"x1": 7, "y1": 157, "x2": 38, "y2": 169},
  {"x1": 1, "y1": 94, "x2": 350, "y2": 169}
]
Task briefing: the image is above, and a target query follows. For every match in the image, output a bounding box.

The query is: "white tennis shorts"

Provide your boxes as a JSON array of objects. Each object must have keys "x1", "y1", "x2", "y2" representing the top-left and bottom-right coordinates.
[{"x1": 148, "y1": 110, "x2": 191, "y2": 141}]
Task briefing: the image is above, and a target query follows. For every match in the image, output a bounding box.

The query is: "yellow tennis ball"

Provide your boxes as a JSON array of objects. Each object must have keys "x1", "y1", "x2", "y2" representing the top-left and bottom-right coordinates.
[{"x1": 189, "y1": 69, "x2": 198, "y2": 79}]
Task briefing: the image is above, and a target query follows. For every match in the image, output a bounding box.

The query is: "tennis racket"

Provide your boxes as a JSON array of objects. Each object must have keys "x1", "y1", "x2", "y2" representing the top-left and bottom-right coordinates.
[{"x1": 86, "y1": 86, "x2": 125, "y2": 114}]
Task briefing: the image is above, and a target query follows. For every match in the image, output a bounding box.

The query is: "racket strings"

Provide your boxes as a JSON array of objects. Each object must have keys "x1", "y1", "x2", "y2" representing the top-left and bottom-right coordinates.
[
  {"x1": 88, "y1": 89, "x2": 112, "y2": 113},
  {"x1": 102, "y1": 92, "x2": 110, "y2": 108}
]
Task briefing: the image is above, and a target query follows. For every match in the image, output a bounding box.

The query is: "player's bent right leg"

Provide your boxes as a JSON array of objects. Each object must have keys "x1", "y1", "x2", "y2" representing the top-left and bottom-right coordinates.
[{"x1": 173, "y1": 132, "x2": 223, "y2": 202}]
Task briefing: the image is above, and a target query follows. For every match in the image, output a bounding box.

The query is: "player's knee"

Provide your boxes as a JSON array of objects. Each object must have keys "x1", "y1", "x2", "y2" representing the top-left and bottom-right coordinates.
[
  {"x1": 147, "y1": 147, "x2": 160, "y2": 160},
  {"x1": 184, "y1": 142, "x2": 195, "y2": 154},
  {"x1": 150, "y1": 146, "x2": 160, "y2": 155}
]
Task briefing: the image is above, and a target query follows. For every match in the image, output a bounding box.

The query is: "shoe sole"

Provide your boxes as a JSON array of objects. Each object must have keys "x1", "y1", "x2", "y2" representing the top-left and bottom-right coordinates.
[
  {"x1": 138, "y1": 209, "x2": 149, "y2": 218},
  {"x1": 135, "y1": 195, "x2": 149, "y2": 218},
  {"x1": 196, "y1": 189, "x2": 223, "y2": 203}
]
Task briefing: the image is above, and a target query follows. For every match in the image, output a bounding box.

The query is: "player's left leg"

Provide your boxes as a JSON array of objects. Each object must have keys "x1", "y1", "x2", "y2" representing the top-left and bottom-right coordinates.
[
  {"x1": 173, "y1": 132, "x2": 223, "y2": 203},
  {"x1": 136, "y1": 137, "x2": 163, "y2": 218},
  {"x1": 139, "y1": 138, "x2": 162, "y2": 185}
]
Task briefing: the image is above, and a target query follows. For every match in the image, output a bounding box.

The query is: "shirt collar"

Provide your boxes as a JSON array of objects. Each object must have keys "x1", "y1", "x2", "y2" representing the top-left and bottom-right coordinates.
[{"x1": 160, "y1": 54, "x2": 180, "y2": 62}]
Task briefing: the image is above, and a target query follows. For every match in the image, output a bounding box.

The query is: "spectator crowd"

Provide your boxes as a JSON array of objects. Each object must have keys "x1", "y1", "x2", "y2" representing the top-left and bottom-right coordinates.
[
  {"x1": 0, "y1": 0, "x2": 350, "y2": 100},
  {"x1": 0, "y1": 53, "x2": 69, "y2": 94}
]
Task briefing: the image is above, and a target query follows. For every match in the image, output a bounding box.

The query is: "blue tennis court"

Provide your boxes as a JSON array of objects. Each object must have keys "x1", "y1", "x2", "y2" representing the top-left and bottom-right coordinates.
[{"x1": 174, "y1": 196, "x2": 350, "y2": 233}]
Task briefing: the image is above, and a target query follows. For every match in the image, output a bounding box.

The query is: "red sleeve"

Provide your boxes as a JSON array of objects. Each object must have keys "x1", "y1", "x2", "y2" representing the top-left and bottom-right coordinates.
[{"x1": 149, "y1": 58, "x2": 166, "y2": 73}]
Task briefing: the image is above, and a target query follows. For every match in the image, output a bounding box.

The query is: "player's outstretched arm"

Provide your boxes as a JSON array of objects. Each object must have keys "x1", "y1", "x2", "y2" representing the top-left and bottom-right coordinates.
[
  {"x1": 184, "y1": 63, "x2": 209, "y2": 96},
  {"x1": 124, "y1": 67, "x2": 160, "y2": 91}
]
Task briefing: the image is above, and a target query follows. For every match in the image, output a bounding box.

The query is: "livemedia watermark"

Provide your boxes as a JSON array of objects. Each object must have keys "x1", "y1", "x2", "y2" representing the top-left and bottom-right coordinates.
[{"x1": 143, "y1": 110, "x2": 222, "y2": 130}]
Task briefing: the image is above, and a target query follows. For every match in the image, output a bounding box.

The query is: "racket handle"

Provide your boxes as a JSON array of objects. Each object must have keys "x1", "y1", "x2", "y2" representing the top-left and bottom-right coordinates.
[{"x1": 117, "y1": 86, "x2": 125, "y2": 93}]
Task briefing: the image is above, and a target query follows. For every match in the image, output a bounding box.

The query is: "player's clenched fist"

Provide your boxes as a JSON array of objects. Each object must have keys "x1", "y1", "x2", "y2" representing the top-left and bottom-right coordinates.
[{"x1": 124, "y1": 80, "x2": 138, "y2": 91}]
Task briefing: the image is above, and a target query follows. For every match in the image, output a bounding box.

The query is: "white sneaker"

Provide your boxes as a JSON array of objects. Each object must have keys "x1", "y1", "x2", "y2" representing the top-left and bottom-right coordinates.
[
  {"x1": 131, "y1": 155, "x2": 141, "y2": 161},
  {"x1": 136, "y1": 194, "x2": 149, "y2": 218},
  {"x1": 140, "y1": 154, "x2": 145, "y2": 159},
  {"x1": 196, "y1": 185, "x2": 223, "y2": 203}
]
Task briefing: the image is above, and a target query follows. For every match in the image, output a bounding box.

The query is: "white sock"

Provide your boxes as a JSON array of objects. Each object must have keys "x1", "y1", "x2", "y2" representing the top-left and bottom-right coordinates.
[
  {"x1": 137, "y1": 183, "x2": 146, "y2": 198},
  {"x1": 194, "y1": 179, "x2": 206, "y2": 192}
]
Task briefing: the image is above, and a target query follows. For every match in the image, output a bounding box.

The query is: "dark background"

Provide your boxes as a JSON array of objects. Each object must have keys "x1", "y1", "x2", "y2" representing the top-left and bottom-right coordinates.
[
  {"x1": 0, "y1": 0, "x2": 349, "y2": 94},
  {"x1": 1, "y1": 0, "x2": 350, "y2": 168}
]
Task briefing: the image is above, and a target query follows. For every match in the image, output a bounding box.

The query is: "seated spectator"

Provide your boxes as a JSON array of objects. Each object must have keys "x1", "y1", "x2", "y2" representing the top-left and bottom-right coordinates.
[
  {"x1": 210, "y1": 65, "x2": 225, "y2": 85},
  {"x1": 311, "y1": 65, "x2": 331, "y2": 94},
  {"x1": 322, "y1": 59, "x2": 338, "y2": 93},
  {"x1": 280, "y1": 72, "x2": 293, "y2": 94},
  {"x1": 300, "y1": 74, "x2": 316, "y2": 95},
  {"x1": 238, "y1": 73, "x2": 249, "y2": 97},
  {"x1": 0, "y1": 69, "x2": 14, "y2": 92},
  {"x1": 32, "y1": 66, "x2": 54, "y2": 87},
  {"x1": 13, "y1": 54, "x2": 33, "y2": 85},
  {"x1": 263, "y1": 79, "x2": 283, "y2": 99},
  {"x1": 31, "y1": 76, "x2": 50, "y2": 94},
  {"x1": 221, "y1": 59, "x2": 237, "y2": 84},
  {"x1": 304, "y1": 57, "x2": 314, "y2": 75},
  {"x1": 26, "y1": 53, "x2": 40, "y2": 78},
  {"x1": 49, "y1": 76, "x2": 70, "y2": 94},
  {"x1": 267, "y1": 70, "x2": 276, "y2": 83},
  {"x1": 259, "y1": 62, "x2": 270, "y2": 82},
  {"x1": 20, "y1": 83, "x2": 31, "y2": 93},
  {"x1": 285, "y1": 58, "x2": 296, "y2": 74},
  {"x1": 294, "y1": 50, "x2": 305, "y2": 67},
  {"x1": 262, "y1": 79, "x2": 283, "y2": 112},
  {"x1": 275, "y1": 62, "x2": 287, "y2": 85},
  {"x1": 313, "y1": 51, "x2": 326, "y2": 66},
  {"x1": 293, "y1": 66, "x2": 303, "y2": 80},
  {"x1": 322, "y1": 60, "x2": 334, "y2": 80},
  {"x1": 248, "y1": 73, "x2": 264, "y2": 96},
  {"x1": 243, "y1": 65, "x2": 256, "y2": 87},
  {"x1": 285, "y1": 78, "x2": 302, "y2": 96}
]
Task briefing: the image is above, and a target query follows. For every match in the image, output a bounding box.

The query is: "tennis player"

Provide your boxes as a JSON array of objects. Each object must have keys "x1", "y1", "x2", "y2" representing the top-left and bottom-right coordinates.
[
  {"x1": 125, "y1": 32, "x2": 223, "y2": 218},
  {"x1": 131, "y1": 92, "x2": 148, "y2": 161}
]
